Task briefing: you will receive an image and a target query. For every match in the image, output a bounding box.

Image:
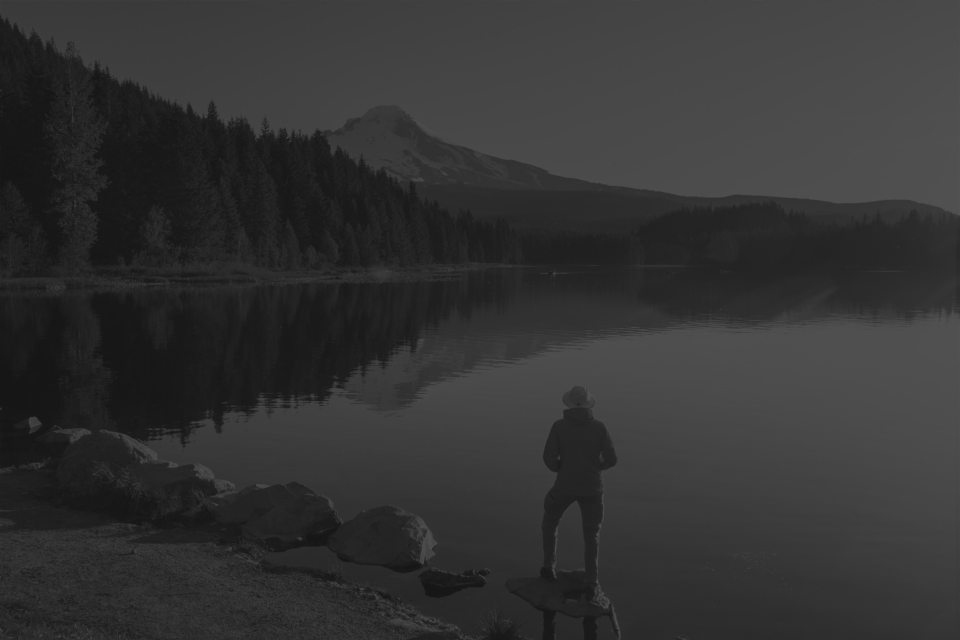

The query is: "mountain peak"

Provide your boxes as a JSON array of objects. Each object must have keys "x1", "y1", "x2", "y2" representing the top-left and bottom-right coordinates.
[
  {"x1": 332, "y1": 105, "x2": 423, "y2": 140},
  {"x1": 361, "y1": 105, "x2": 413, "y2": 121},
  {"x1": 324, "y1": 105, "x2": 586, "y2": 189}
]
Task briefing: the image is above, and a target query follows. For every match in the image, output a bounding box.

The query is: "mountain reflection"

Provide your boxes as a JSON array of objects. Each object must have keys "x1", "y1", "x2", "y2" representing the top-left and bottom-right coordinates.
[{"x1": 1, "y1": 268, "x2": 955, "y2": 441}]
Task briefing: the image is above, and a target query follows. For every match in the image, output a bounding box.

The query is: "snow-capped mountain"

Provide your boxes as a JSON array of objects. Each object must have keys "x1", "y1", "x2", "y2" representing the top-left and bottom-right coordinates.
[
  {"x1": 324, "y1": 106, "x2": 953, "y2": 231},
  {"x1": 323, "y1": 105, "x2": 598, "y2": 190}
]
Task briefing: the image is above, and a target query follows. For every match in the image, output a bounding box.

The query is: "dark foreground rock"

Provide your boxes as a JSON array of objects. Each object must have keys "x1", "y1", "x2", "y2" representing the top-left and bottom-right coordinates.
[
  {"x1": 418, "y1": 567, "x2": 490, "y2": 598},
  {"x1": 57, "y1": 430, "x2": 158, "y2": 493},
  {"x1": 328, "y1": 505, "x2": 437, "y2": 572},
  {"x1": 208, "y1": 482, "x2": 341, "y2": 546},
  {"x1": 506, "y1": 569, "x2": 620, "y2": 637},
  {"x1": 37, "y1": 427, "x2": 91, "y2": 457}
]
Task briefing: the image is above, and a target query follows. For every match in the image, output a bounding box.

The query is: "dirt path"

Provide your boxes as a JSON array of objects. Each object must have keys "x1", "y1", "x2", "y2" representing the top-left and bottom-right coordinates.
[{"x1": 0, "y1": 468, "x2": 465, "y2": 640}]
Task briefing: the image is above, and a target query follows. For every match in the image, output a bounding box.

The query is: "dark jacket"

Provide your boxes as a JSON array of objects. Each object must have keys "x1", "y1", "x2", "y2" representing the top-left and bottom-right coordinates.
[{"x1": 542, "y1": 408, "x2": 618, "y2": 496}]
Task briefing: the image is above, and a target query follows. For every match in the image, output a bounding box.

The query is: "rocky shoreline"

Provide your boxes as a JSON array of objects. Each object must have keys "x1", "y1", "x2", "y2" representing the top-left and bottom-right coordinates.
[
  {"x1": 3, "y1": 413, "x2": 619, "y2": 640},
  {"x1": 0, "y1": 425, "x2": 477, "y2": 640}
]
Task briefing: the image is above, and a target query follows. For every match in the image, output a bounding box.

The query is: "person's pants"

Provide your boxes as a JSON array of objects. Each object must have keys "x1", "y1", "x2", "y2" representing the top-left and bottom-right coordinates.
[{"x1": 541, "y1": 487, "x2": 604, "y2": 586}]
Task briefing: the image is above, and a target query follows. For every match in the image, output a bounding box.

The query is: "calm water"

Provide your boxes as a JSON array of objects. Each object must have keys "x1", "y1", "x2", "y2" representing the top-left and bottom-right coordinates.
[{"x1": 2, "y1": 268, "x2": 957, "y2": 640}]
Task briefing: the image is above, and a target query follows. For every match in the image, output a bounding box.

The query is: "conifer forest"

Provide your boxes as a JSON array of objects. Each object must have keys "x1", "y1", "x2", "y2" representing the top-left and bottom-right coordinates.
[{"x1": 0, "y1": 21, "x2": 523, "y2": 273}]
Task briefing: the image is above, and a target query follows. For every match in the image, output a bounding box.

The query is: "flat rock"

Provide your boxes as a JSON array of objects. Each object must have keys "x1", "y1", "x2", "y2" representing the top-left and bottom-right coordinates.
[
  {"x1": 37, "y1": 428, "x2": 91, "y2": 457},
  {"x1": 419, "y1": 567, "x2": 489, "y2": 598},
  {"x1": 56, "y1": 430, "x2": 158, "y2": 494},
  {"x1": 132, "y1": 460, "x2": 232, "y2": 497},
  {"x1": 209, "y1": 482, "x2": 340, "y2": 544},
  {"x1": 505, "y1": 570, "x2": 613, "y2": 618},
  {"x1": 327, "y1": 505, "x2": 437, "y2": 572}
]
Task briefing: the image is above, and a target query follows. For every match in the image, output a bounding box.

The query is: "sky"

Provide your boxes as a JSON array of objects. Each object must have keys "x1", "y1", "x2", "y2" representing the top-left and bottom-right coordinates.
[{"x1": 3, "y1": 1, "x2": 958, "y2": 212}]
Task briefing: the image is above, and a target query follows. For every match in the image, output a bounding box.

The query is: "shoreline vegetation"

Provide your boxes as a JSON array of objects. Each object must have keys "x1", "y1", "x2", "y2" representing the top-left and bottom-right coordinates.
[{"x1": 0, "y1": 262, "x2": 508, "y2": 292}]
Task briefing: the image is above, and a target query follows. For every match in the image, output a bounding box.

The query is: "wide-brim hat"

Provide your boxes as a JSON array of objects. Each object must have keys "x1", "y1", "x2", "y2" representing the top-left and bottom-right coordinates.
[{"x1": 562, "y1": 385, "x2": 596, "y2": 409}]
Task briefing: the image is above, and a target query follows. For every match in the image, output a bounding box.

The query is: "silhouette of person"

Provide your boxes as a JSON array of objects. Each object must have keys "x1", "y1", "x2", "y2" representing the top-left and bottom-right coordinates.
[{"x1": 540, "y1": 385, "x2": 618, "y2": 598}]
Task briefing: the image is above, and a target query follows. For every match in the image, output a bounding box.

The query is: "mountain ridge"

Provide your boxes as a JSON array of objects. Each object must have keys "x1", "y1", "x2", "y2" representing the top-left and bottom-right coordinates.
[{"x1": 325, "y1": 106, "x2": 954, "y2": 231}]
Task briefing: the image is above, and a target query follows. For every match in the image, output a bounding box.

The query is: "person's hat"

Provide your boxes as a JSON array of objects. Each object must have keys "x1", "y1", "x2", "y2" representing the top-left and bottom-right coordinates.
[{"x1": 562, "y1": 385, "x2": 596, "y2": 409}]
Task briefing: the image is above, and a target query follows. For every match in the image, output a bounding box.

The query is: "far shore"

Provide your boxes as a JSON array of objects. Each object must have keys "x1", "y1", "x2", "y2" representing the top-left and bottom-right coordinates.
[{"x1": 0, "y1": 263, "x2": 517, "y2": 293}]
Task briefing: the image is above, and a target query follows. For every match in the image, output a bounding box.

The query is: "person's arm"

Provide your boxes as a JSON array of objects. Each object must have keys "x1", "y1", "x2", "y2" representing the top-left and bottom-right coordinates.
[
  {"x1": 543, "y1": 423, "x2": 561, "y2": 472},
  {"x1": 599, "y1": 426, "x2": 618, "y2": 470}
]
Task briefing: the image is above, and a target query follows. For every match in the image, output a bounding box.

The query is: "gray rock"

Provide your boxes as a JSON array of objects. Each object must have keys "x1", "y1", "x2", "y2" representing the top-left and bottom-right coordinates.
[
  {"x1": 132, "y1": 460, "x2": 231, "y2": 497},
  {"x1": 419, "y1": 567, "x2": 488, "y2": 597},
  {"x1": 505, "y1": 569, "x2": 613, "y2": 618},
  {"x1": 37, "y1": 427, "x2": 91, "y2": 457},
  {"x1": 12, "y1": 416, "x2": 42, "y2": 434},
  {"x1": 327, "y1": 505, "x2": 437, "y2": 572},
  {"x1": 209, "y1": 482, "x2": 340, "y2": 544},
  {"x1": 56, "y1": 430, "x2": 158, "y2": 494}
]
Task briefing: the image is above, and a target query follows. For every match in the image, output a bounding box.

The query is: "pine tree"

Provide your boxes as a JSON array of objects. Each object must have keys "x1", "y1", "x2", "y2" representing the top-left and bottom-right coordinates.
[
  {"x1": 138, "y1": 204, "x2": 172, "y2": 266},
  {"x1": 0, "y1": 181, "x2": 44, "y2": 273},
  {"x1": 45, "y1": 42, "x2": 108, "y2": 268},
  {"x1": 320, "y1": 231, "x2": 339, "y2": 264},
  {"x1": 281, "y1": 219, "x2": 300, "y2": 270}
]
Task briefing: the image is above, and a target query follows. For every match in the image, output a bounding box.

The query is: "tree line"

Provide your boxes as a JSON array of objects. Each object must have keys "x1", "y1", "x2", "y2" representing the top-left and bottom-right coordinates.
[
  {"x1": 0, "y1": 20, "x2": 523, "y2": 274},
  {"x1": 519, "y1": 230, "x2": 644, "y2": 265},
  {"x1": 637, "y1": 201, "x2": 958, "y2": 270}
]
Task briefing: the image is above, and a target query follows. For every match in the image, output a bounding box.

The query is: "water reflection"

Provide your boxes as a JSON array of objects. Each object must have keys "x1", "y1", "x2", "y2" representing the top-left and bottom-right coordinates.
[{"x1": 1, "y1": 268, "x2": 955, "y2": 440}]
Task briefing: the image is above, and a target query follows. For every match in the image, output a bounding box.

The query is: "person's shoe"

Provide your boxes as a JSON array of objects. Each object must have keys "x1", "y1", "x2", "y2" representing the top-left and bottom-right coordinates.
[{"x1": 539, "y1": 566, "x2": 556, "y2": 582}]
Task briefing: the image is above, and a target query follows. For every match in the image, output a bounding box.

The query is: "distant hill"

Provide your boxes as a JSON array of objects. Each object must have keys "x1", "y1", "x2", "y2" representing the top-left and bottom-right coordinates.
[
  {"x1": 326, "y1": 106, "x2": 954, "y2": 233},
  {"x1": 418, "y1": 186, "x2": 953, "y2": 233}
]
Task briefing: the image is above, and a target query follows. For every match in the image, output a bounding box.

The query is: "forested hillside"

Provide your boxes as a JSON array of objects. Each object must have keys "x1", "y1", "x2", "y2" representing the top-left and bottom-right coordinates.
[
  {"x1": 0, "y1": 19, "x2": 523, "y2": 274},
  {"x1": 638, "y1": 202, "x2": 958, "y2": 269}
]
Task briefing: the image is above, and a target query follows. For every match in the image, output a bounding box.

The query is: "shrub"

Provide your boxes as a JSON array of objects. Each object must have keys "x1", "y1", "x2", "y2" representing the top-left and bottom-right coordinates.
[{"x1": 477, "y1": 608, "x2": 528, "y2": 640}]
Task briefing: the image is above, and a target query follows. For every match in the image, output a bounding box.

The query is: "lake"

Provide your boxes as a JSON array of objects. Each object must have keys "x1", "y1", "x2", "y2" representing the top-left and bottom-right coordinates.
[{"x1": 2, "y1": 267, "x2": 957, "y2": 640}]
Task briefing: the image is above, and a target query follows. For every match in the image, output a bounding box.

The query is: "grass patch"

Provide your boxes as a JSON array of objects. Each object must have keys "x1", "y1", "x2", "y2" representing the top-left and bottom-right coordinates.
[
  {"x1": 61, "y1": 462, "x2": 212, "y2": 525},
  {"x1": 476, "y1": 608, "x2": 528, "y2": 640}
]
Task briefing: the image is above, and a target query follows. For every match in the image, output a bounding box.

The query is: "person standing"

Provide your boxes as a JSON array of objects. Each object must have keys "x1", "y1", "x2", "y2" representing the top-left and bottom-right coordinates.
[{"x1": 541, "y1": 385, "x2": 618, "y2": 598}]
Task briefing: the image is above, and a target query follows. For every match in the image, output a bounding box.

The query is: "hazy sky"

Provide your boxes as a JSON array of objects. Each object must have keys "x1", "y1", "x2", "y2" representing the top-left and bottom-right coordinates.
[{"x1": 4, "y1": 1, "x2": 958, "y2": 212}]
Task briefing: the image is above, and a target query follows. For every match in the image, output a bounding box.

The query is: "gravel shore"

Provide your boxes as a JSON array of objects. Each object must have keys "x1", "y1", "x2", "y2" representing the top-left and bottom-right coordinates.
[{"x1": 0, "y1": 467, "x2": 467, "y2": 640}]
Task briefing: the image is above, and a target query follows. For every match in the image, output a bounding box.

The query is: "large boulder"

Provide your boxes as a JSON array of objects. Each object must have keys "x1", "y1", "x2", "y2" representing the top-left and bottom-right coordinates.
[
  {"x1": 209, "y1": 482, "x2": 340, "y2": 545},
  {"x1": 37, "y1": 427, "x2": 91, "y2": 457},
  {"x1": 56, "y1": 430, "x2": 158, "y2": 494},
  {"x1": 327, "y1": 505, "x2": 437, "y2": 572},
  {"x1": 132, "y1": 460, "x2": 234, "y2": 497}
]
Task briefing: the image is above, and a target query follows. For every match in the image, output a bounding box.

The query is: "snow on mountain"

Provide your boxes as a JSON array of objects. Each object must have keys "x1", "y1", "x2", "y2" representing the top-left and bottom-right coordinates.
[
  {"x1": 323, "y1": 106, "x2": 954, "y2": 228},
  {"x1": 323, "y1": 105, "x2": 596, "y2": 190}
]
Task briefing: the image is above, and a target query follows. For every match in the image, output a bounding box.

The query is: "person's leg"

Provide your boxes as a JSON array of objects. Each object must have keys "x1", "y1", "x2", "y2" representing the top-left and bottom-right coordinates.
[
  {"x1": 541, "y1": 610, "x2": 557, "y2": 640},
  {"x1": 541, "y1": 488, "x2": 575, "y2": 576},
  {"x1": 583, "y1": 616, "x2": 599, "y2": 640},
  {"x1": 577, "y1": 492, "x2": 604, "y2": 588}
]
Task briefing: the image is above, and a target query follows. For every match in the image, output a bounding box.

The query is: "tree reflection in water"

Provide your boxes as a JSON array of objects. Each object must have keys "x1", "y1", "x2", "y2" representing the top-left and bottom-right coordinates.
[{"x1": 1, "y1": 268, "x2": 954, "y2": 447}]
